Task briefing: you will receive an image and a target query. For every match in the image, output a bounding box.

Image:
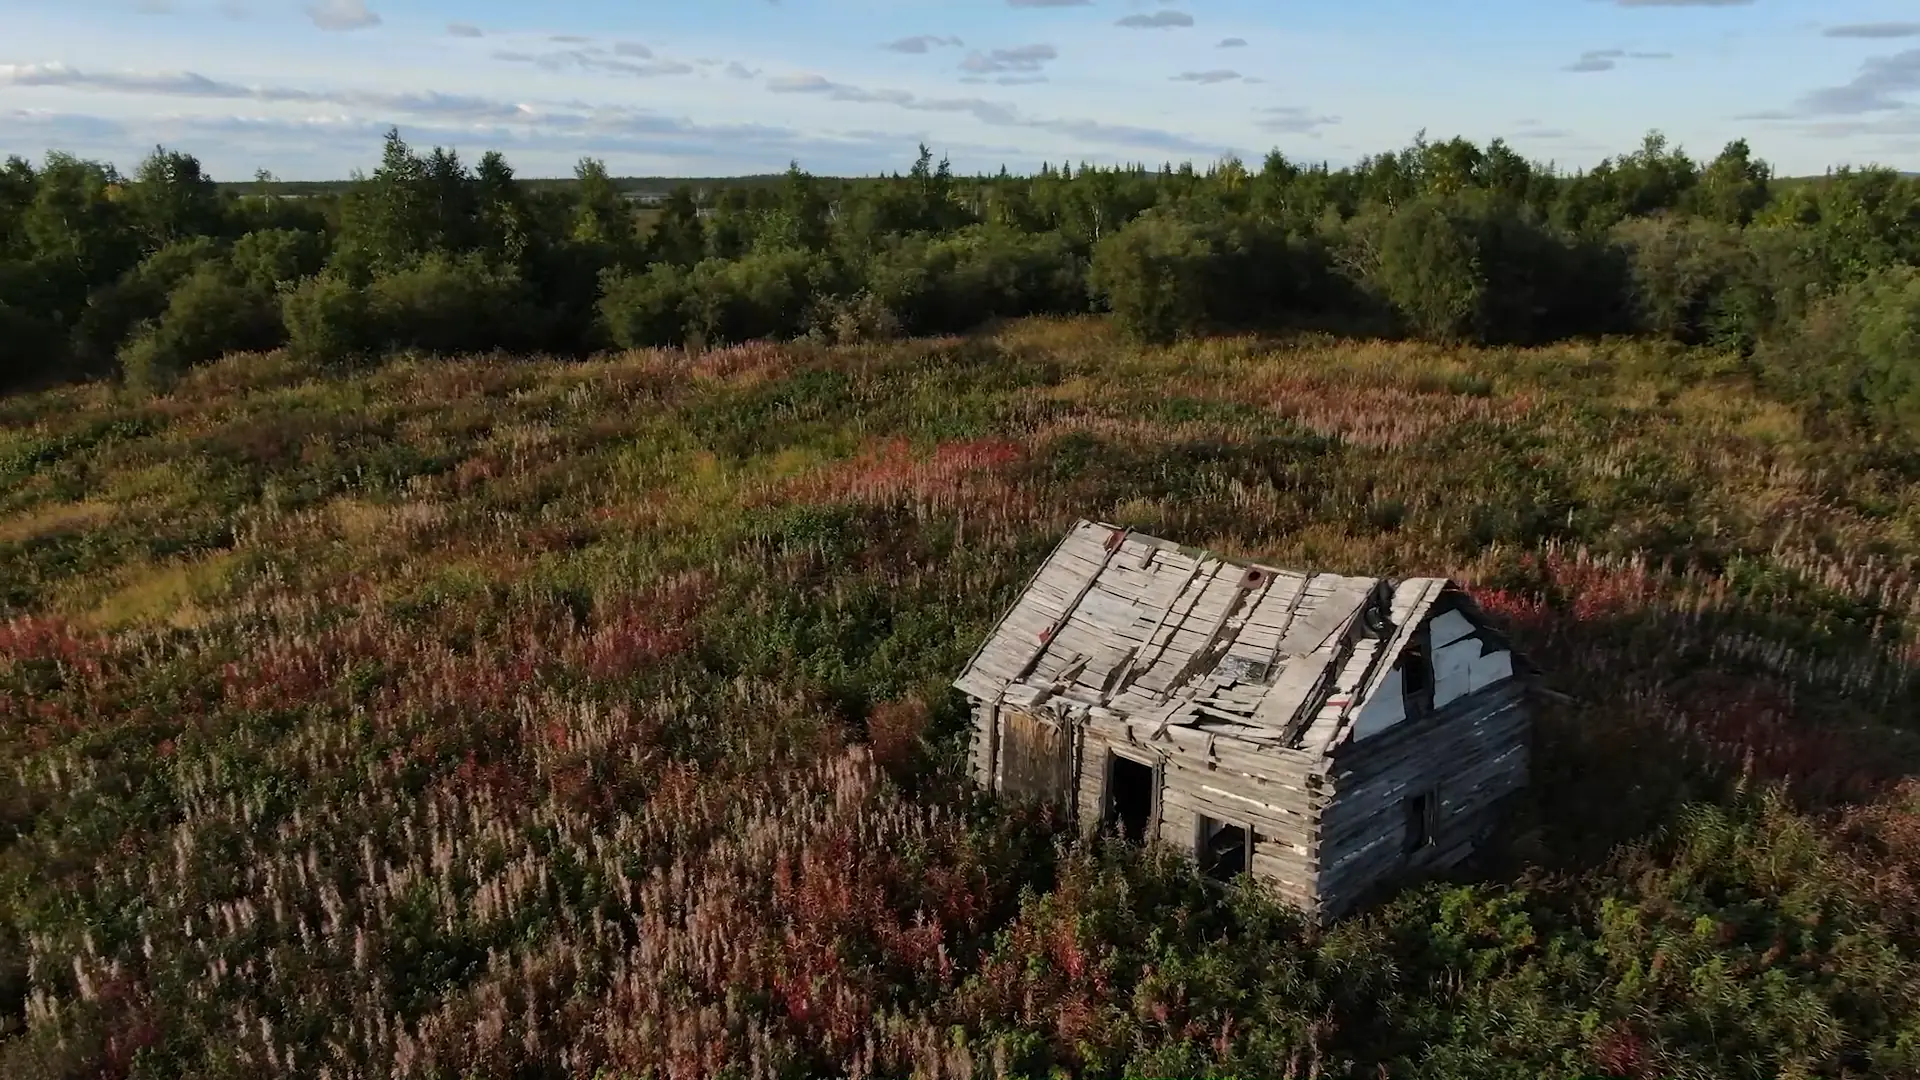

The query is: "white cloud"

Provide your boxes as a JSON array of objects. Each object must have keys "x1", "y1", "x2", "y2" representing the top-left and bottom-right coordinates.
[
  {"x1": 764, "y1": 69, "x2": 1227, "y2": 155},
  {"x1": 1116, "y1": 11, "x2": 1193, "y2": 29},
  {"x1": 958, "y1": 44, "x2": 1056, "y2": 75},
  {"x1": 305, "y1": 0, "x2": 379, "y2": 32},
  {"x1": 885, "y1": 35, "x2": 964, "y2": 54},
  {"x1": 1253, "y1": 105, "x2": 1340, "y2": 136}
]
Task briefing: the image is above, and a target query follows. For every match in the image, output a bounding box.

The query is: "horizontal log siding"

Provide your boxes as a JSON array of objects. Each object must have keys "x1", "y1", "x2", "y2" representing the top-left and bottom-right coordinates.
[{"x1": 1314, "y1": 683, "x2": 1529, "y2": 919}]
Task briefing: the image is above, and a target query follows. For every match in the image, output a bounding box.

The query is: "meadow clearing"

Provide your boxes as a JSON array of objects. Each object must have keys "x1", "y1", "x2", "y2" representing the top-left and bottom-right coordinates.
[{"x1": 4, "y1": 316, "x2": 1920, "y2": 1079}]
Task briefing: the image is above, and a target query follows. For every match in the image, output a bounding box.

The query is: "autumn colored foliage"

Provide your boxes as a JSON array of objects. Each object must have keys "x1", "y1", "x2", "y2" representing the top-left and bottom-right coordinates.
[{"x1": 4, "y1": 319, "x2": 1920, "y2": 1078}]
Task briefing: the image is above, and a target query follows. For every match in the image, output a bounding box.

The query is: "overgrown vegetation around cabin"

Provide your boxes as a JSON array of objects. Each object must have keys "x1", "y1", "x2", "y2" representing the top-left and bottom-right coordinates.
[
  {"x1": 5, "y1": 313, "x2": 1920, "y2": 1078},
  {"x1": 3, "y1": 126, "x2": 1920, "y2": 1078}
]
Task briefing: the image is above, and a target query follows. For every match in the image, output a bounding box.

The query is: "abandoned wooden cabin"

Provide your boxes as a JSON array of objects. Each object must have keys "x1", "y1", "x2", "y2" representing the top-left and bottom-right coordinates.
[{"x1": 952, "y1": 520, "x2": 1531, "y2": 922}]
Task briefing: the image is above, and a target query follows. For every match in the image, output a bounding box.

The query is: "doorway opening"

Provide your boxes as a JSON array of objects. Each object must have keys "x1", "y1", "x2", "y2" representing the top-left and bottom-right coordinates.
[{"x1": 1104, "y1": 752, "x2": 1156, "y2": 844}]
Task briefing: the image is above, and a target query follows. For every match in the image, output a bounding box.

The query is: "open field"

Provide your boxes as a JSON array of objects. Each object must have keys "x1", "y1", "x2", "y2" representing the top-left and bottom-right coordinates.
[{"x1": 6, "y1": 317, "x2": 1920, "y2": 1079}]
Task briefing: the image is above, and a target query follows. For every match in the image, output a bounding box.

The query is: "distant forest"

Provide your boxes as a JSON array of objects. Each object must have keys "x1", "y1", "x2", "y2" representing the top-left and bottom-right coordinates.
[{"x1": 3, "y1": 128, "x2": 1917, "y2": 442}]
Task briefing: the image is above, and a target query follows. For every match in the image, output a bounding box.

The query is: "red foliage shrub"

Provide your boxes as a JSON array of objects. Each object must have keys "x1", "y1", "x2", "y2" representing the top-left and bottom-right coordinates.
[
  {"x1": 764, "y1": 437, "x2": 1027, "y2": 511},
  {"x1": 1591, "y1": 1019, "x2": 1650, "y2": 1079},
  {"x1": 0, "y1": 615, "x2": 105, "y2": 669},
  {"x1": 866, "y1": 697, "x2": 930, "y2": 775}
]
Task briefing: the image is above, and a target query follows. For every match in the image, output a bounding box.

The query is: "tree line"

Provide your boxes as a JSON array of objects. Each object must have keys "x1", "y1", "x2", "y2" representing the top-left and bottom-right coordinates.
[{"x1": 2, "y1": 129, "x2": 1917, "y2": 439}]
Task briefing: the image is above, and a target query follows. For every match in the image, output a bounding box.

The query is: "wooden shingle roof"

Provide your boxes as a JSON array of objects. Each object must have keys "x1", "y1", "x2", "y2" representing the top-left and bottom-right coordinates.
[{"x1": 954, "y1": 520, "x2": 1460, "y2": 755}]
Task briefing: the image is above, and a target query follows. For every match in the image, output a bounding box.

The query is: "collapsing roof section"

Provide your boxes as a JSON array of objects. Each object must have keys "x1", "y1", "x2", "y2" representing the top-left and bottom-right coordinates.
[{"x1": 953, "y1": 520, "x2": 1481, "y2": 755}]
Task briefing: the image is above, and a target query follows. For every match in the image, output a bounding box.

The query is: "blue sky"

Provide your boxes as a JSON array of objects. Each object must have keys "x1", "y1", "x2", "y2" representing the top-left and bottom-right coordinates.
[{"x1": 2, "y1": 1, "x2": 1917, "y2": 180}]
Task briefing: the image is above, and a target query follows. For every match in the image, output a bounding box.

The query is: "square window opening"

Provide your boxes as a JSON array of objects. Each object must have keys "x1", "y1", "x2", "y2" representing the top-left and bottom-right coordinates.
[
  {"x1": 1401, "y1": 791, "x2": 1437, "y2": 854},
  {"x1": 1196, "y1": 815, "x2": 1251, "y2": 882},
  {"x1": 1104, "y1": 753, "x2": 1156, "y2": 845}
]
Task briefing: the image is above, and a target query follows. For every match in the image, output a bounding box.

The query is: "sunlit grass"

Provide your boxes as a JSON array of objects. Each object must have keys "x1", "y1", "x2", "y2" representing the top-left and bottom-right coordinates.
[{"x1": 4, "y1": 318, "x2": 1920, "y2": 1079}]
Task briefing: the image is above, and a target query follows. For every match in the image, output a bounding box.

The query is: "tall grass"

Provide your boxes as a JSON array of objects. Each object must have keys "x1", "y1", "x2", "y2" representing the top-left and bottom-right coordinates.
[{"x1": 3, "y1": 320, "x2": 1920, "y2": 1078}]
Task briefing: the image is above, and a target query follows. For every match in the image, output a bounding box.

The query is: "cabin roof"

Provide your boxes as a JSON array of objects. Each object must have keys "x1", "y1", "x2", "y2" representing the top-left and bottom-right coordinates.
[{"x1": 953, "y1": 520, "x2": 1475, "y2": 755}]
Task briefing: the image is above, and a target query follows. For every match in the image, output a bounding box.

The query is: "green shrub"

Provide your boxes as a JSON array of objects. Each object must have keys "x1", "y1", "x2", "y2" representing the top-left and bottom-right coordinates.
[
  {"x1": 1370, "y1": 199, "x2": 1485, "y2": 342},
  {"x1": 1613, "y1": 217, "x2": 1838, "y2": 352},
  {"x1": 365, "y1": 252, "x2": 542, "y2": 356},
  {"x1": 597, "y1": 263, "x2": 693, "y2": 349},
  {"x1": 1090, "y1": 211, "x2": 1324, "y2": 344},
  {"x1": 1612, "y1": 215, "x2": 1749, "y2": 345},
  {"x1": 856, "y1": 240, "x2": 938, "y2": 334},
  {"x1": 0, "y1": 255, "x2": 86, "y2": 386},
  {"x1": 1088, "y1": 212, "x2": 1228, "y2": 344},
  {"x1": 70, "y1": 237, "x2": 225, "y2": 369},
  {"x1": 1334, "y1": 193, "x2": 1615, "y2": 344},
  {"x1": 228, "y1": 228, "x2": 327, "y2": 293},
  {"x1": 684, "y1": 249, "x2": 819, "y2": 345},
  {"x1": 812, "y1": 289, "x2": 903, "y2": 345},
  {"x1": 926, "y1": 226, "x2": 1088, "y2": 330},
  {"x1": 118, "y1": 264, "x2": 279, "y2": 393},
  {"x1": 1757, "y1": 265, "x2": 1920, "y2": 441},
  {"x1": 281, "y1": 271, "x2": 375, "y2": 367}
]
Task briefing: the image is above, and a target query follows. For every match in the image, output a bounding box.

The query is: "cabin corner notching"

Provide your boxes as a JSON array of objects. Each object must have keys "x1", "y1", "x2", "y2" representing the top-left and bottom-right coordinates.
[{"x1": 953, "y1": 520, "x2": 1532, "y2": 923}]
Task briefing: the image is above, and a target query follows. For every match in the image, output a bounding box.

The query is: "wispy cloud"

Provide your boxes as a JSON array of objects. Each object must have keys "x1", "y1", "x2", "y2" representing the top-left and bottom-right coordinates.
[
  {"x1": 1253, "y1": 105, "x2": 1340, "y2": 135},
  {"x1": 305, "y1": 0, "x2": 379, "y2": 32},
  {"x1": 885, "y1": 35, "x2": 964, "y2": 53},
  {"x1": 1, "y1": 61, "x2": 558, "y2": 123},
  {"x1": 1562, "y1": 48, "x2": 1671, "y2": 72},
  {"x1": 490, "y1": 45, "x2": 695, "y2": 78},
  {"x1": 1218, "y1": 37, "x2": 1248, "y2": 48},
  {"x1": 1823, "y1": 23, "x2": 1920, "y2": 39},
  {"x1": 1172, "y1": 70, "x2": 1247, "y2": 85},
  {"x1": 959, "y1": 44, "x2": 1056, "y2": 75},
  {"x1": 1117, "y1": 10, "x2": 1194, "y2": 29},
  {"x1": 1795, "y1": 48, "x2": 1920, "y2": 113},
  {"x1": 0, "y1": 61, "x2": 965, "y2": 177},
  {"x1": 765, "y1": 70, "x2": 1227, "y2": 154},
  {"x1": 446, "y1": 22, "x2": 481, "y2": 38}
]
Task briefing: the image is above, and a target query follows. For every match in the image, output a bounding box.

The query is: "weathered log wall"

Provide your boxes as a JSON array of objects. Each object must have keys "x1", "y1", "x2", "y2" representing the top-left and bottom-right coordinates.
[
  {"x1": 1314, "y1": 681, "x2": 1528, "y2": 919},
  {"x1": 1077, "y1": 712, "x2": 1325, "y2": 912},
  {"x1": 962, "y1": 681, "x2": 1528, "y2": 924},
  {"x1": 969, "y1": 702, "x2": 995, "y2": 788}
]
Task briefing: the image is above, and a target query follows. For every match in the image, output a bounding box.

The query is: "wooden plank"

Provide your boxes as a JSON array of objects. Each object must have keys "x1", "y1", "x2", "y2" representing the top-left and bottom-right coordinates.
[
  {"x1": 1158, "y1": 782, "x2": 1315, "y2": 849},
  {"x1": 1151, "y1": 725, "x2": 1328, "y2": 789},
  {"x1": 997, "y1": 526, "x2": 1133, "y2": 693},
  {"x1": 1324, "y1": 701, "x2": 1526, "y2": 795},
  {"x1": 1119, "y1": 560, "x2": 1220, "y2": 689},
  {"x1": 1428, "y1": 608, "x2": 1477, "y2": 649},
  {"x1": 1432, "y1": 636, "x2": 1481, "y2": 682},
  {"x1": 1469, "y1": 649, "x2": 1514, "y2": 693},
  {"x1": 1332, "y1": 578, "x2": 1455, "y2": 742},
  {"x1": 1309, "y1": 638, "x2": 1391, "y2": 754},
  {"x1": 1277, "y1": 578, "x2": 1373, "y2": 656},
  {"x1": 954, "y1": 523, "x2": 1091, "y2": 699},
  {"x1": 1251, "y1": 846, "x2": 1319, "y2": 886},
  {"x1": 1151, "y1": 575, "x2": 1267, "y2": 701},
  {"x1": 1317, "y1": 706, "x2": 1526, "y2": 848},
  {"x1": 1250, "y1": 645, "x2": 1335, "y2": 739}
]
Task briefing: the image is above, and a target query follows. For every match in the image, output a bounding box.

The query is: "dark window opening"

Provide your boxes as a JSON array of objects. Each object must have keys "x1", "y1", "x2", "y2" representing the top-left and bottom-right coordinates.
[
  {"x1": 1401, "y1": 791, "x2": 1436, "y2": 854},
  {"x1": 1401, "y1": 641, "x2": 1434, "y2": 718},
  {"x1": 1104, "y1": 753, "x2": 1156, "y2": 844},
  {"x1": 1196, "y1": 815, "x2": 1251, "y2": 881}
]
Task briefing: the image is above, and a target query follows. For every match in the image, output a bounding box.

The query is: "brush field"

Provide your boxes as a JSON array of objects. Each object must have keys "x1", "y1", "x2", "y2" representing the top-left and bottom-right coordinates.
[{"x1": 5, "y1": 318, "x2": 1920, "y2": 1079}]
